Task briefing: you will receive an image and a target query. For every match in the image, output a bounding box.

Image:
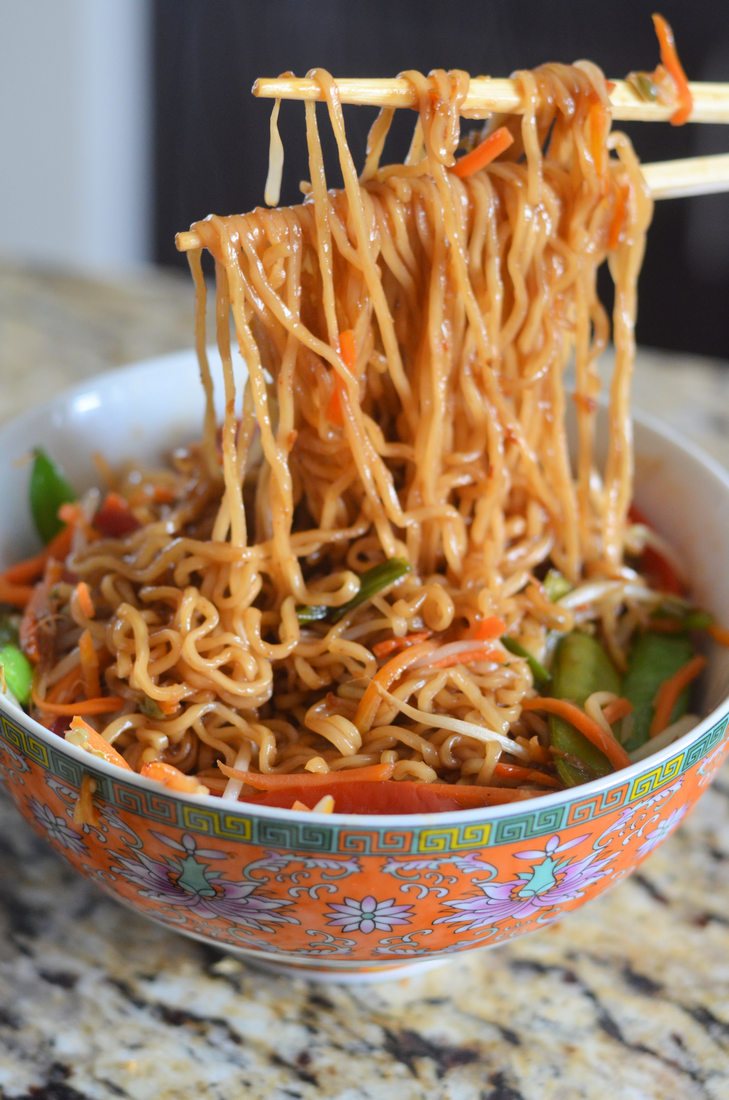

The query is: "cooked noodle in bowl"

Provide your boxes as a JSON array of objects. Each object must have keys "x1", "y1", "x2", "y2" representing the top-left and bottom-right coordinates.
[{"x1": 2, "y1": 57, "x2": 722, "y2": 817}]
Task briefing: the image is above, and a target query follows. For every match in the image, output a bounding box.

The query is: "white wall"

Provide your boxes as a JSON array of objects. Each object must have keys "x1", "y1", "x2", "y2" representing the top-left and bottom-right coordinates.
[{"x1": 0, "y1": 0, "x2": 151, "y2": 272}]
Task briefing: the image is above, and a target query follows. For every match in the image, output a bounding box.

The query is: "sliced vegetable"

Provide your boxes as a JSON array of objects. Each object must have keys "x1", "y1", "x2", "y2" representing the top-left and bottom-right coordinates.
[
  {"x1": 0, "y1": 644, "x2": 33, "y2": 705},
  {"x1": 239, "y1": 778, "x2": 533, "y2": 814},
  {"x1": 65, "y1": 715, "x2": 132, "y2": 770},
  {"x1": 140, "y1": 694, "x2": 167, "y2": 720},
  {"x1": 451, "y1": 126, "x2": 514, "y2": 179},
  {"x1": 621, "y1": 630, "x2": 694, "y2": 752},
  {"x1": 523, "y1": 697, "x2": 630, "y2": 771},
  {"x1": 296, "y1": 558, "x2": 412, "y2": 625},
  {"x1": 649, "y1": 654, "x2": 706, "y2": 739},
  {"x1": 372, "y1": 631, "x2": 432, "y2": 659},
  {"x1": 652, "y1": 13, "x2": 693, "y2": 126},
  {"x1": 218, "y1": 761, "x2": 395, "y2": 788},
  {"x1": 93, "y1": 492, "x2": 141, "y2": 538},
  {"x1": 29, "y1": 449, "x2": 77, "y2": 545},
  {"x1": 543, "y1": 569, "x2": 572, "y2": 603},
  {"x1": 502, "y1": 637, "x2": 551, "y2": 686},
  {"x1": 140, "y1": 760, "x2": 209, "y2": 794},
  {"x1": 547, "y1": 632, "x2": 621, "y2": 786},
  {"x1": 709, "y1": 623, "x2": 729, "y2": 647},
  {"x1": 470, "y1": 616, "x2": 506, "y2": 641}
]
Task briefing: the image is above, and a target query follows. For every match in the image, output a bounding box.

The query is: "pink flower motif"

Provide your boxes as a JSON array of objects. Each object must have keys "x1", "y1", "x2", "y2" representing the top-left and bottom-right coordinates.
[
  {"x1": 636, "y1": 805, "x2": 689, "y2": 857},
  {"x1": 109, "y1": 831, "x2": 297, "y2": 931},
  {"x1": 435, "y1": 833, "x2": 616, "y2": 934},
  {"x1": 326, "y1": 895, "x2": 414, "y2": 934}
]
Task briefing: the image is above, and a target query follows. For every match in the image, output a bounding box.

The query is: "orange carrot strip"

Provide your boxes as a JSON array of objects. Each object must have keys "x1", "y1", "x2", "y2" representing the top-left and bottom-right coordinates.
[
  {"x1": 451, "y1": 126, "x2": 514, "y2": 179},
  {"x1": 493, "y1": 762, "x2": 561, "y2": 789},
  {"x1": 652, "y1": 13, "x2": 693, "y2": 125},
  {"x1": 32, "y1": 691, "x2": 124, "y2": 716},
  {"x1": 78, "y1": 629, "x2": 101, "y2": 700},
  {"x1": 0, "y1": 578, "x2": 35, "y2": 609},
  {"x1": 469, "y1": 616, "x2": 507, "y2": 642},
  {"x1": 76, "y1": 582, "x2": 95, "y2": 620},
  {"x1": 650, "y1": 654, "x2": 706, "y2": 738},
  {"x1": 355, "y1": 642, "x2": 438, "y2": 732},
  {"x1": 372, "y1": 631, "x2": 432, "y2": 659},
  {"x1": 428, "y1": 647, "x2": 508, "y2": 670},
  {"x1": 588, "y1": 101, "x2": 609, "y2": 177},
  {"x1": 19, "y1": 560, "x2": 63, "y2": 662},
  {"x1": 602, "y1": 697, "x2": 634, "y2": 725},
  {"x1": 217, "y1": 761, "x2": 395, "y2": 789},
  {"x1": 46, "y1": 664, "x2": 83, "y2": 704},
  {"x1": 66, "y1": 715, "x2": 132, "y2": 770},
  {"x1": 140, "y1": 760, "x2": 209, "y2": 794},
  {"x1": 326, "y1": 330, "x2": 357, "y2": 426},
  {"x1": 708, "y1": 624, "x2": 729, "y2": 647},
  {"x1": 521, "y1": 696, "x2": 631, "y2": 770},
  {"x1": 0, "y1": 525, "x2": 73, "y2": 588}
]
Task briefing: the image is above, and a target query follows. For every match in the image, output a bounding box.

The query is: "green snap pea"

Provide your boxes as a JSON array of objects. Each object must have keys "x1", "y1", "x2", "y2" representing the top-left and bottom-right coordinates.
[
  {"x1": 296, "y1": 558, "x2": 411, "y2": 625},
  {"x1": 502, "y1": 637, "x2": 551, "y2": 687},
  {"x1": 621, "y1": 631, "x2": 694, "y2": 753},
  {"x1": 0, "y1": 644, "x2": 33, "y2": 705},
  {"x1": 29, "y1": 448, "x2": 76, "y2": 545},
  {"x1": 549, "y1": 632, "x2": 621, "y2": 787}
]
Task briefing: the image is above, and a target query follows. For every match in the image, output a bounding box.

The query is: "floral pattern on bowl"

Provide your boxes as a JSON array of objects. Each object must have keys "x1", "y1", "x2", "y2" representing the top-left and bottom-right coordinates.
[{"x1": 2, "y1": 706, "x2": 727, "y2": 977}]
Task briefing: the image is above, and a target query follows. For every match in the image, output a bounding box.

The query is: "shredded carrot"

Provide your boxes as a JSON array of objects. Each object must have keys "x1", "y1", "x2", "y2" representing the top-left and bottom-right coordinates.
[
  {"x1": 652, "y1": 13, "x2": 693, "y2": 125},
  {"x1": 32, "y1": 691, "x2": 124, "y2": 716},
  {"x1": 708, "y1": 623, "x2": 729, "y2": 647},
  {"x1": 428, "y1": 646, "x2": 508, "y2": 670},
  {"x1": 46, "y1": 664, "x2": 84, "y2": 705},
  {"x1": 19, "y1": 560, "x2": 63, "y2": 662},
  {"x1": 469, "y1": 616, "x2": 506, "y2": 642},
  {"x1": 73, "y1": 774, "x2": 100, "y2": 828},
  {"x1": 78, "y1": 629, "x2": 101, "y2": 700},
  {"x1": 588, "y1": 101, "x2": 609, "y2": 177},
  {"x1": 451, "y1": 126, "x2": 514, "y2": 179},
  {"x1": 650, "y1": 654, "x2": 706, "y2": 738},
  {"x1": 0, "y1": 578, "x2": 35, "y2": 609},
  {"x1": 66, "y1": 715, "x2": 132, "y2": 770},
  {"x1": 521, "y1": 696, "x2": 631, "y2": 769},
  {"x1": 354, "y1": 641, "x2": 437, "y2": 732},
  {"x1": 326, "y1": 329, "x2": 357, "y2": 426},
  {"x1": 493, "y1": 762, "x2": 561, "y2": 789},
  {"x1": 0, "y1": 525, "x2": 73, "y2": 588},
  {"x1": 372, "y1": 631, "x2": 432, "y2": 658},
  {"x1": 140, "y1": 760, "x2": 209, "y2": 794},
  {"x1": 218, "y1": 761, "x2": 395, "y2": 789},
  {"x1": 602, "y1": 697, "x2": 633, "y2": 725},
  {"x1": 75, "y1": 582, "x2": 95, "y2": 620}
]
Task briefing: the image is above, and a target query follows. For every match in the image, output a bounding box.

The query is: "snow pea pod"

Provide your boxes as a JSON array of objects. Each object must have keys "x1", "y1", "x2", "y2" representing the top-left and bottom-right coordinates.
[
  {"x1": 549, "y1": 632, "x2": 621, "y2": 787},
  {"x1": 0, "y1": 644, "x2": 33, "y2": 705},
  {"x1": 621, "y1": 631, "x2": 694, "y2": 753},
  {"x1": 29, "y1": 448, "x2": 76, "y2": 545}
]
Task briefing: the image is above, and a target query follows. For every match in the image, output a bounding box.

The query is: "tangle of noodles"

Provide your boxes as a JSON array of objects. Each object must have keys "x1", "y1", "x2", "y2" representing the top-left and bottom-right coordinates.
[{"x1": 28, "y1": 61, "x2": 666, "y2": 809}]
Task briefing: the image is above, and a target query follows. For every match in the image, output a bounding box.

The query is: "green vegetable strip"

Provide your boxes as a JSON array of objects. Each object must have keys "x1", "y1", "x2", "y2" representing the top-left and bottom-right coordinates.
[
  {"x1": 549, "y1": 632, "x2": 621, "y2": 787},
  {"x1": 501, "y1": 637, "x2": 551, "y2": 686},
  {"x1": 543, "y1": 569, "x2": 572, "y2": 603},
  {"x1": 0, "y1": 644, "x2": 33, "y2": 705},
  {"x1": 29, "y1": 448, "x2": 76, "y2": 545},
  {"x1": 296, "y1": 558, "x2": 411, "y2": 626},
  {"x1": 621, "y1": 631, "x2": 694, "y2": 753}
]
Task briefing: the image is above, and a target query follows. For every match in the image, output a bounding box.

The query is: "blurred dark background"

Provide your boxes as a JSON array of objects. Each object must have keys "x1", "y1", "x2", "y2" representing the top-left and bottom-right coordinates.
[{"x1": 154, "y1": 0, "x2": 729, "y2": 358}]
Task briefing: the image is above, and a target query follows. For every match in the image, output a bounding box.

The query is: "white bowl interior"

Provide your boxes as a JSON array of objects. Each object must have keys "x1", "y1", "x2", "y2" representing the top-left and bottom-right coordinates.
[{"x1": 2, "y1": 348, "x2": 729, "y2": 786}]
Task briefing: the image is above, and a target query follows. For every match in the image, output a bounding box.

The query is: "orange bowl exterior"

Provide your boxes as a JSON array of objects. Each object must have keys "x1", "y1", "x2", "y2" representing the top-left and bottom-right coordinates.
[{"x1": 2, "y1": 706, "x2": 728, "y2": 977}]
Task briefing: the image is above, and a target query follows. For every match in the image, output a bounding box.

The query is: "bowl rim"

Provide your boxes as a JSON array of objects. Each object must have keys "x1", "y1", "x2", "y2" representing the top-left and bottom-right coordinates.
[{"x1": 2, "y1": 350, "x2": 728, "y2": 829}]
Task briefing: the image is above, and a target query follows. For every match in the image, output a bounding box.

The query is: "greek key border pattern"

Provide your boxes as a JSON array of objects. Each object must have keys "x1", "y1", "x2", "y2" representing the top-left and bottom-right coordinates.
[{"x1": 2, "y1": 710, "x2": 728, "y2": 854}]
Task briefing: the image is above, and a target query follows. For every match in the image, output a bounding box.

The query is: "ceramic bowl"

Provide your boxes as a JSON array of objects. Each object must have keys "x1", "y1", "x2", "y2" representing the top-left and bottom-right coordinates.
[{"x1": 2, "y1": 349, "x2": 729, "y2": 983}]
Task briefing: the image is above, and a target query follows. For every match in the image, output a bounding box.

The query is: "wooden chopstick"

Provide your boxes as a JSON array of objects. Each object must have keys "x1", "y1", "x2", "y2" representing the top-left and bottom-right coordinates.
[
  {"x1": 252, "y1": 76, "x2": 729, "y2": 124},
  {"x1": 174, "y1": 152, "x2": 729, "y2": 253}
]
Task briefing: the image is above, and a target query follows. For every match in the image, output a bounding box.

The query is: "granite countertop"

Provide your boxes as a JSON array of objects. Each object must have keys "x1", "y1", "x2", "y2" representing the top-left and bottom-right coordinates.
[{"x1": 2, "y1": 259, "x2": 729, "y2": 1100}]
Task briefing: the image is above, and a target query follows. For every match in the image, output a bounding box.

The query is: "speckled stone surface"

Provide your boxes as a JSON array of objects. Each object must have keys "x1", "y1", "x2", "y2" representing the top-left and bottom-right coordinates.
[{"x1": 2, "y1": 260, "x2": 729, "y2": 1100}]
